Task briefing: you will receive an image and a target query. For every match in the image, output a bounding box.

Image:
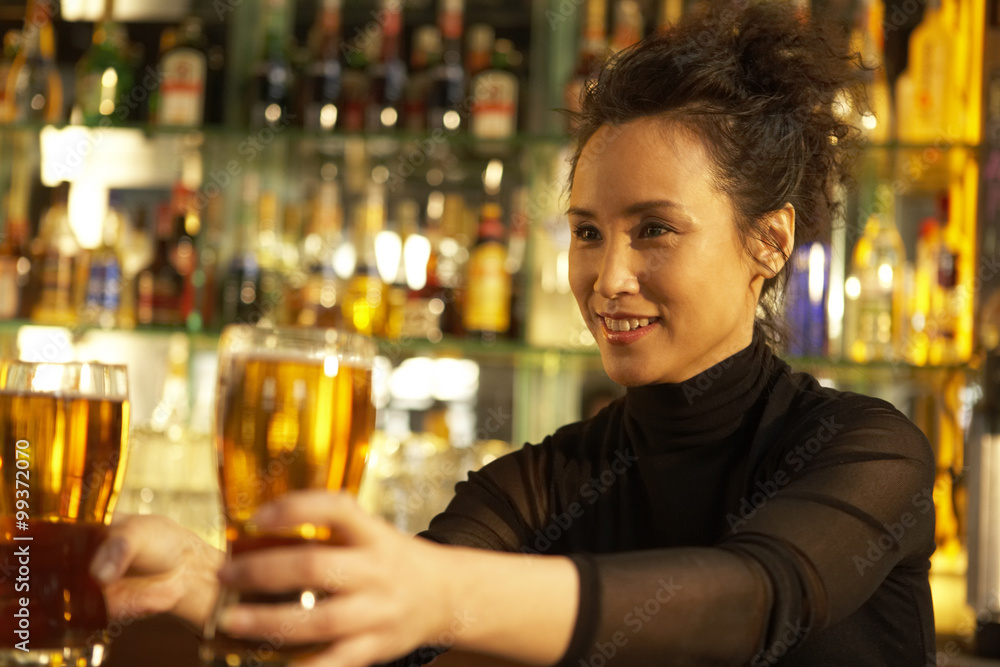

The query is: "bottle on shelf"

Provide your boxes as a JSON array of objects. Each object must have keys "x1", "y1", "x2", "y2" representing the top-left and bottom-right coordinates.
[
  {"x1": 74, "y1": 0, "x2": 134, "y2": 125},
  {"x1": 170, "y1": 184, "x2": 200, "y2": 328},
  {"x1": 784, "y1": 242, "x2": 830, "y2": 357},
  {"x1": 844, "y1": 186, "x2": 907, "y2": 363},
  {"x1": 905, "y1": 215, "x2": 942, "y2": 365},
  {"x1": 403, "y1": 26, "x2": 441, "y2": 133},
  {"x1": 851, "y1": 0, "x2": 891, "y2": 143},
  {"x1": 250, "y1": 0, "x2": 296, "y2": 129},
  {"x1": 656, "y1": 0, "x2": 684, "y2": 30},
  {"x1": 470, "y1": 38, "x2": 519, "y2": 142},
  {"x1": 463, "y1": 200, "x2": 511, "y2": 342},
  {"x1": 339, "y1": 26, "x2": 371, "y2": 132},
  {"x1": 428, "y1": 0, "x2": 466, "y2": 132},
  {"x1": 0, "y1": 136, "x2": 37, "y2": 319},
  {"x1": 30, "y1": 182, "x2": 86, "y2": 326},
  {"x1": 436, "y1": 192, "x2": 468, "y2": 336},
  {"x1": 385, "y1": 198, "x2": 420, "y2": 340},
  {"x1": 343, "y1": 181, "x2": 388, "y2": 336},
  {"x1": 609, "y1": 0, "x2": 644, "y2": 55},
  {"x1": 82, "y1": 191, "x2": 127, "y2": 329},
  {"x1": 0, "y1": 31, "x2": 21, "y2": 117},
  {"x1": 219, "y1": 178, "x2": 261, "y2": 326},
  {"x1": 401, "y1": 191, "x2": 445, "y2": 342},
  {"x1": 465, "y1": 24, "x2": 494, "y2": 82},
  {"x1": 156, "y1": 17, "x2": 208, "y2": 127},
  {"x1": 135, "y1": 202, "x2": 184, "y2": 327},
  {"x1": 366, "y1": 0, "x2": 407, "y2": 132},
  {"x1": 254, "y1": 188, "x2": 286, "y2": 326},
  {"x1": 300, "y1": 0, "x2": 343, "y2": 132},
  {"x1": 298, "y1": 170, "x2": 344, "y2": 327},
  {"x1": 564, "y1": 0, "x2": 608, "y2": 128},
  {"x1": 3, "y1": 0, "x2": 63, "y2": 123},
  {"x1": 902, "y1": 0, "x2": 952, "y2": 143}
]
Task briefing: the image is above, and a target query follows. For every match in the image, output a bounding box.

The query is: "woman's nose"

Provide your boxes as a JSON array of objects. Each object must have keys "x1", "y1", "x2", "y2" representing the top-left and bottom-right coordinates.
[{"x1": 594, "y1": 242, "x2": 641, "y2": 298}]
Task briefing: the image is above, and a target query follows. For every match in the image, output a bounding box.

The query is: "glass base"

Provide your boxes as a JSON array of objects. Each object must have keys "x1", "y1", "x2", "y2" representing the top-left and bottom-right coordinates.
[{"x1": 0, "y1": 643, "x2": 108, "y2": 667}]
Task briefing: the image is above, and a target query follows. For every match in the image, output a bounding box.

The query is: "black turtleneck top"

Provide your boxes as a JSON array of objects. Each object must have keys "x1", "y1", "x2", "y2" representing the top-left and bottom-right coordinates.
[{"x1": 402, "y1": 334, "x2": 936, "y2": 666}]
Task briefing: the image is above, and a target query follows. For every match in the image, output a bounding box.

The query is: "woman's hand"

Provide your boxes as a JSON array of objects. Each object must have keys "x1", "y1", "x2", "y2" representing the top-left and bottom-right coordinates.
[
  {"x1": 89, "y1": 514, "x2": 225, "y2": 630},
  {"x1": 216, "y1": 490, "x2": 454, "y2": 667}
]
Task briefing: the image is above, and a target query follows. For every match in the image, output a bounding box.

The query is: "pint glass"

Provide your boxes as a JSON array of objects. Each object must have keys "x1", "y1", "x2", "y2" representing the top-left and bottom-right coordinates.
[
  {"x1": 0, "y1": 361, "x2": 130, "y2": 667},
  {"x1": 203, "y1": 325, "x2": 377, "y2": 667}
]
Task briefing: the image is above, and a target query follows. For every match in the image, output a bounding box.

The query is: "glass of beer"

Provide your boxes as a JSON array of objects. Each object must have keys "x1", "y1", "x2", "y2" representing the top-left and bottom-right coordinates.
[
  {"x1": 202, "y1": 325, "x2": 377, "y2": 667},
  {"x1": 0, "y1": 361, "x2": 130, "y2": 667}
]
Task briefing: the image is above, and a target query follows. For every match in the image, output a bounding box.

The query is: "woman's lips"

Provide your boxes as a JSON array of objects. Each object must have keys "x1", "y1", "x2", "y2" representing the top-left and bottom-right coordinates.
[{"x1": 599, "y1": 316, "x2": 659, "y2": 345}]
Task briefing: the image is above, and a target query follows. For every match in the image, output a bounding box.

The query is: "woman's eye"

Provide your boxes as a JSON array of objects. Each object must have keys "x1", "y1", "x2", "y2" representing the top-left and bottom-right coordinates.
[
  {"x1": 572, "y1": 224, "x2": 602, "y2": 242},
  {"x1": 639, "y1": 223, "x2": 673, "y2": 239}
]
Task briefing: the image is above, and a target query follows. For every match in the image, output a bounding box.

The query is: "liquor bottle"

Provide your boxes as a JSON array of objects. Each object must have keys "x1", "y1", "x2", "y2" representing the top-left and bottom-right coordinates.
[
  {"x1": 136, "y1": 203, "x2": 183, "y2": 327},
  {"x1": 384, "y1": 198, "x2": 419, "y2": 340},
  {"x1": 0, "y1": 31, "x2": 20, "y2": 117},
  {"x1": 470, "y1": 39, "x2": 519, "y2": 142},
  {"x1": 0, "y1": 136, "x2": 36, "y2": 318},
  {"x1": 463, "y1": 201, "x2": 510, "y2": 341},
  {"x1": 339, "y1": 33, "x2": 370, "y2": 132},
  {"x1": 403, "y1": 26, "x2": 441, "y2": 133},
  {"x1": 343, "y1": 182, "x2": 388, "y2": 336},
  {"x1": 218, "y1": 185, "x2": 261, "y2": 326},
  {"x1": 846, "y1": 187, "x2": 906, "y2": 362},
  {"x1": 427, "y1": 0, "x2": 465, "y2": 132},
  {"x1": 564, "y1": 0, "x2": 608, "y2": 125},
  {"x1": 157, "y1": 17, "x2": 207, "y2": 127},
  {"x1": 905, "y1": 0, "x2": 950, "y2": 143},
  {"x1": 402, "y1": 192, "x2": 444, "y2": 342},
  {"x1": 30, "y1": 183, "x2": 85, "y2": 326},
  {"x1": 609, "y1": 0, "x2": 644, "y2": 55},
  {"x1": 905, "y1": 216, "x2": 941, "y2": 365},
  {"x1": 852, "y1": 0, "x2": 891, "y2": 143},
  {"x1": 785, "y1": 242, "x2": 830, "y2": 357},
  {"x1": 82, "y1": 192, "x2": 127, "y2": 329},
  {"x1": 250, "y1": 0, "x2": 295, "y2": 129},
  {"x1": 437, "y1": 193, "x2": 467, "y2": 335},
  {"x1": 465, "y1": 24, "x2": 494, "y2": 82},
  {"x1": 366, "y1": 0, "x2": 407, "y2": 132},
  {"x1": 75, "y1": 0, "x2": 134, "y2": 125},
  {"x1": 656, "y1": 0, "x2": 683, "y2": 29},
  {"x1": 300, "y1": 0, "x2": 343, "y2": 131},
  {"x1": 506, "y1": 195, "x2": 528, "y2": 340},
  {"x1": 299, "y1": 174, "x2": 344, "y2": 327},
  {"x1": 170, "y1": 184, "x2": 200, "y2": 328},
  {"x1": 3, "y1": 0, "x2": 63, "y2": 123}
]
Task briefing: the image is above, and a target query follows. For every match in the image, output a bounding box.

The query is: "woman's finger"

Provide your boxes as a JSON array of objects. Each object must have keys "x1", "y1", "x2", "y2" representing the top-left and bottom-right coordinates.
[
  {"x1": 91, "y1": 514, "x2": 219, "y2": 584},
  {"x1": 291, "y1": 635, "x2": 390, "y2": 667},
  {"x1": 219, "y1": 594, "x2": 384, "y2": 646},
  {"x1": 251, "y1": 491, "x2": 385, "y2": 546},
  {"x1": 220, "y1": 546, "x2": 372, "y2": 594}
]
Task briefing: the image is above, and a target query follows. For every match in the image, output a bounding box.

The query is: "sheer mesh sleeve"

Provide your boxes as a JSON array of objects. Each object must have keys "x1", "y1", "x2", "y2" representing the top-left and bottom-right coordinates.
[{"x1": 557, "y1": 399, "x2": 936, "y2": 665}]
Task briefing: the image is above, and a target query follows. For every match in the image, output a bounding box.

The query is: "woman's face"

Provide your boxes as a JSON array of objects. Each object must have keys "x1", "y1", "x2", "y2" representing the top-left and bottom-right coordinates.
[{"x1": 568, "y1": 118, "x2": 764, "y2": 386}]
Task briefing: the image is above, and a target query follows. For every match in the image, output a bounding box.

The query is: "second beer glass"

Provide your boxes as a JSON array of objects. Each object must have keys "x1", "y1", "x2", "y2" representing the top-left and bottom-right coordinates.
[{"x1": 204, "y1": 325, "x2": 377, "y2": 666}]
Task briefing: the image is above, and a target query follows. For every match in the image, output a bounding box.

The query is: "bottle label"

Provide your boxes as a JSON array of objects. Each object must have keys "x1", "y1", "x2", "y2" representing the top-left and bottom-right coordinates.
[
  {"x1": 464, "y1": 244, "x2": 510, "y2": 333},
  {"x1": 472, "y1": 71, "x2": 518, "y2": 140},
  {"x1": 0, "y1": 256, "x2": 19, "y2": 319},
  {"x1": 159, "y1": 48, "x2": 207, "y2": 126}
]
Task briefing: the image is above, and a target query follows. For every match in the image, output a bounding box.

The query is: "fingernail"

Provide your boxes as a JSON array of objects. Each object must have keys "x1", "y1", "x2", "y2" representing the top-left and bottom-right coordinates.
[{"x1": 90, "y1": 538, "x2": 125, "y2": 584}]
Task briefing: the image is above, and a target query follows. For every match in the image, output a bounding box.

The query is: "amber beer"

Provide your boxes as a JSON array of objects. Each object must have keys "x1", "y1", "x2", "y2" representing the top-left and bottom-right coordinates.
[
  {"x1": 0, "y1": 362, "x2": 130, "y2": 667},
  {"x1": 206, "y1": 326, "x2": 376, "y2": 666},
  {"x1": 216, "y1": 351, "x2": 375, "y2": 541}
]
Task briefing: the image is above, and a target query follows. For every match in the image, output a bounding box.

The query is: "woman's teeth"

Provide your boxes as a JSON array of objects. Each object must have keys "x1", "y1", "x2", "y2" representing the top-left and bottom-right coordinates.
[{"x1": 604, "y1": 317, "x2": 651, "y2": 332}]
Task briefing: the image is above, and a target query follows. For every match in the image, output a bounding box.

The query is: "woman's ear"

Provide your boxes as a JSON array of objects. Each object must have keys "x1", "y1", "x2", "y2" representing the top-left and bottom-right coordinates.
[{"x1": 754, "y1": 203, "x2": 796, "y2": 278}]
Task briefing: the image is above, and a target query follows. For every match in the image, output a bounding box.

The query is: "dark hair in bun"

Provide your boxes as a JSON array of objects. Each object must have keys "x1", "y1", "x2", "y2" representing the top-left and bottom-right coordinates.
[{"x1": 568, "y1": 0, "x2": 869, "y2": 338}]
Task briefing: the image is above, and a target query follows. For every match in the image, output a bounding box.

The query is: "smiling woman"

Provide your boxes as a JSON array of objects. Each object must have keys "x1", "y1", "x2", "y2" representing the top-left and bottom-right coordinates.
[{"x1": 90, "y1": 3, "x2": 937, "y2": 667}]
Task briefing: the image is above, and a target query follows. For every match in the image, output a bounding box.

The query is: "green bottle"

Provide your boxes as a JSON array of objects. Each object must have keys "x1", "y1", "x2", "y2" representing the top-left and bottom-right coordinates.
[{"x1": 75, "y1": 0, "x2": 134, "y2": 125}]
